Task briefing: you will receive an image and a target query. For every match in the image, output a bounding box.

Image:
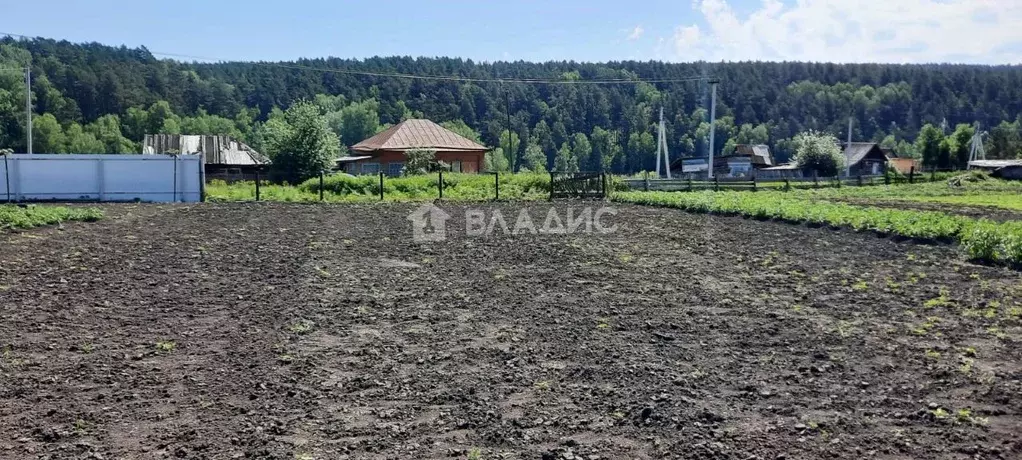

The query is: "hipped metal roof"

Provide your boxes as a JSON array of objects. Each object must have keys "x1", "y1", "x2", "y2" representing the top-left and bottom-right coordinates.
[{"x1": 351, "y1": 119, "x2": 488, "y2": 153}]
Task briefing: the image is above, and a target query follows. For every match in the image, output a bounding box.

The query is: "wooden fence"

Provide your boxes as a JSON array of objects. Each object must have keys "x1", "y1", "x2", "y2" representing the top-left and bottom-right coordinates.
[{"x1": 623, "y1": 167, "x2": 951, "y2": 193}]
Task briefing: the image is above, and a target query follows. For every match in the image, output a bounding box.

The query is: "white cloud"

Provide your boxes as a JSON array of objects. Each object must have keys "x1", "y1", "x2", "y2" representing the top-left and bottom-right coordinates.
[
  {"x1": 627, "y1": 25, "x2": 645, "y2": 41},
  {"x1": 669, "y1": 0, "x2": 1022, "y2": 63}
]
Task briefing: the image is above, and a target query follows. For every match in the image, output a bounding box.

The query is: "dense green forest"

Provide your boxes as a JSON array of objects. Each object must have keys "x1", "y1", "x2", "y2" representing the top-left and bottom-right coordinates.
[{"x1": 3, "y1": 36, "x2": 1022, "y2": 172}]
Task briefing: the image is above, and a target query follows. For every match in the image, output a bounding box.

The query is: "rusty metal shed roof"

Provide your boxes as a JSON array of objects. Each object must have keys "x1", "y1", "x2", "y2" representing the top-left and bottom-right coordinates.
[
  {"x1": 351, "y1": 119, "x2": 488, "y2": 153},
  {"x1": 142, "y1": 135, "x2": 270, "y2": 166}
]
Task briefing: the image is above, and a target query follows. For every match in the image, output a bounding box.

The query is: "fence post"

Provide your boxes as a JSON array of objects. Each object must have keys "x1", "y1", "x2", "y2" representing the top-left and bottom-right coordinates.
[
  {"x1": 752, "y1": 174, "x2": 757, "y2": 192},
  {"x1": 438, "y1": 171, "x2": 443, "y2": 200},
  {"x1": 857, "y1": 174, "x2": 862, "y2": 187},
  {"x1": 784, "y1": 178, "x2": 790, "y2": 192},
  {"x1": 687, "y1": 177, "x2": 693, "y2": 192},
  {"x1": 601, "y1": 173, "x2": 608, "y2": 199},
  {"x1": 549, "y1": 172, "x2": 555, "y2": 201},
  {"x1": 813, "y1": 170, "x2": 819, "y2": 188},
  {"x1": 255, "y1": 170, "x2": 261, "y2": 201},
  {"x1": 909, "y1": 166, "x2": 915, "y2": 184},
  {"x1": 172, "y1": 154, "x2": 179, "y2": 203},
  {"x1": 885, "y1": 172, "x2": 890, "y2": 185},
  {"x1": 2, "y1": 152, "x2": 9, "y2": 203},
  {"x1": 931, "y1": 168, "x2": 936, "y2": 182},
  {"x1": 836, "y1": 175, "x2": 841, "y2": 188},
  {"x1": 319, "y1": 171, "x2": 325, "y2": 201},
  {"x1": 714, "y1": 175, "x2": 719, "y2": 192},
  {"x1": 644, "y1": 170, "x2": 649, "y2": 192},
  {"x1": 378, "y1": 171, "x2": 384, "y2": 200},
  {"x1": 493, "y1": 172, "x2": 499, "y2": 200}
]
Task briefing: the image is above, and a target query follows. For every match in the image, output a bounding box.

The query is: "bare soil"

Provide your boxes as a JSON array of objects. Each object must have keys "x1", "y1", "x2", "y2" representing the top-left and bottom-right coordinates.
[{"x1": 1, "y1": 202, "x2": 1021, "y2": 459}]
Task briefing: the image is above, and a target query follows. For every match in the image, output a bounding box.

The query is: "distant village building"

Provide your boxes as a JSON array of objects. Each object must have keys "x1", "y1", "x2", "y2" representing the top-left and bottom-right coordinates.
[
  {"x1": 671, "y1": 145, "x2": 774, "y2": 178},
  {"x1": 969, "y1": 159, "x2": 1022, "y2": 180},
  {"x1": 339, "y1": 119, "x2": 489, "y2": 175},
  {"x1": 142, "y1": 134, "x2": 269, "y2": 182},
  {"x1": 842, "y1": 142, "x2": 887, "y2": 176}
]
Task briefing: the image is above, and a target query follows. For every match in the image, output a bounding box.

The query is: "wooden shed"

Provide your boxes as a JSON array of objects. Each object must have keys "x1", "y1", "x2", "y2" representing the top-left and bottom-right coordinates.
[
  {"x1": 842, "y1": 143, "x2": 887, "y2": 176},
  {"x1": 339, "y1": 119, "x2": 488, "y2": 176},
  {"x1": 142, "y1": 134, "x2": 269, "y2": 182}
]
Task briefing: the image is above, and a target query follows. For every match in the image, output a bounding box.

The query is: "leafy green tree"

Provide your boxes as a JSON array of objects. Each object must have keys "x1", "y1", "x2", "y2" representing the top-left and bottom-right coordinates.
[
  {"x1": 122, "y1": 107, "x2": 149, "y2": 142},
  {"x1": 63, "y1": 123, "x2": 106, "y2": 153},
  {"x1": 264, "y1": 100, "x2": 340, "y2": 181},
  {"x1": 403, "y1": 148, "x2": 435, "y2": 175},
  {"x1": 521, "y1": 143, "x2": 547, "y2": 173},
  {"x1": 792, "y1": 130, "x2": 843, "y2": 176},
  {"x1": 146, "y1": 101, "x2": 180, "y2": 135},
  {"x1": 484, "y1": 147, "x2": 510, "y2": 172},
  {"x1": 0, "y1": 44, "x2": 31, "y2": 151},
  {"x1": 86, "y1": 114, "x2": 135, "y2": 153},
  {"x1": 339, "y1": 99, "x2": 380, "y2": 147},
  {"x1": 32, "y1": 113, "x2": 65, "y2": 153},
  {"x1": 915, "y1": 123, "x2": 946, "y2": 167},
  {"x1": 947, "y1": 124, "x2": 975, "y2": 169},
  {"x1": 570, "y1": 133, "x2": 591, "y2": 171},
  {"x1": 986, "y1": 121, "x2": 1021, "y2": 159},
  {"x1": 499, "y1": 130, "x2": 520, "y2": 170},
  {"x1": 553, "y1": 142, "x2": 578, "y2": 173},
  {"x1": 590, "y1": 127, "x2": 621, "y2": 172},
  {"x1": 627, "y1": 131, "x2": 656, "y2": 172}
]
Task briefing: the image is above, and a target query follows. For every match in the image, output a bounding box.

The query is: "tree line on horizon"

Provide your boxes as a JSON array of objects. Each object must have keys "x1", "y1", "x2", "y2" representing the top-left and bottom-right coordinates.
[{"x1": 2, "y1": 36, "x2": 1022, "y2": 175}]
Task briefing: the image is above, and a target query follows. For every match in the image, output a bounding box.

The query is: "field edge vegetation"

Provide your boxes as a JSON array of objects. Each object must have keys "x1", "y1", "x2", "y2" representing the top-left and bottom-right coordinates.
[{"x1": 0, "y1": 205, "x2": 103, "y2": 230}]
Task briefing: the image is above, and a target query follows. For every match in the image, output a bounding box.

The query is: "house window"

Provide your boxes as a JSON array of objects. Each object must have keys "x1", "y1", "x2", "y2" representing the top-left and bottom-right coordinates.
[
  {"x1": 361, "y1": 162, "x2": 380, "y2": 175},
  {"x1": 450, "y1": 160, "x2": 463, "y2": 173},
  {"x1": 388, "y1": 162, "x2": 404, "y2": 176}
]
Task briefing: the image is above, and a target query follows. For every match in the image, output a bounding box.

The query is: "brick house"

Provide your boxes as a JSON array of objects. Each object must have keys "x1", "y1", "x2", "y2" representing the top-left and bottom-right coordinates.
[{"x1": 339, "y1": 119, "x2": 489, "y2": 176}]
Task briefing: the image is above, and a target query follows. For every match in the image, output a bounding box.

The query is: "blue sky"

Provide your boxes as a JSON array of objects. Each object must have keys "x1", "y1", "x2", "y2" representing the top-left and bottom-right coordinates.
[{"x1": 2, "y1": 0, "x2": 1021, "y2": 64}]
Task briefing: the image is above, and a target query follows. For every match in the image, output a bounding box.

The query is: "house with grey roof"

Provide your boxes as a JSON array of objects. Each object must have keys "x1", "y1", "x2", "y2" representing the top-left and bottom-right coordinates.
[{"x1": 842, "y1": 142, "x2": 887, "y2": 176}]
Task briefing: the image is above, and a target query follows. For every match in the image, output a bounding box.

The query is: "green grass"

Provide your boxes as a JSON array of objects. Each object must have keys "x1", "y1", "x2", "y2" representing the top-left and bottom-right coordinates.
[
  {"x1": 206, "y1": 173, "x2": 555, "y2": 202},
  {"x1": 0, "y1": 205, "x2": 103, "y2": 230},
  {"x1": 614, "y1": 190, "x2": 1022, "y2": 266}
]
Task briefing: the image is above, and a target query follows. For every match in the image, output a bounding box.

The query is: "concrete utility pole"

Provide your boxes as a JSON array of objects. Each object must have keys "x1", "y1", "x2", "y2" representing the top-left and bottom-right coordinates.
[
  {"x1": 655, "y1": 107, "x2": 672, "y2": 179},
  {"x1": 25, "y1": 67, "x2": 32, "y2": 154},
  {"x1": 707, "y1": 79, "x2": 718, "y2": 179}
]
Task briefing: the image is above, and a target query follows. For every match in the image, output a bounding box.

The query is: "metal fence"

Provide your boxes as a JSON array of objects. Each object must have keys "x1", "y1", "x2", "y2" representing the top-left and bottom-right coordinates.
[
  {"x1": 623, "y1": 167, "x2": 957, "y2": 193},
  {"x1": 1, "y1": 153, "x2": 203, "y2": 203}
]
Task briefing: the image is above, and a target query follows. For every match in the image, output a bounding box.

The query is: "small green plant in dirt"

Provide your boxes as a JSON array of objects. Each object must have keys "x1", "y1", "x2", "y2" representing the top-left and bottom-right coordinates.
[
  {"x1": 931, "y1": 407, "x2": 950, "y2": 419},
  {"x1": 72, "y1": 419, "x2": 89, "y2": 436},
  {"x1": 834, "y1": 320, "x2": 856, "y2": 338},
  {"x1": 155, "y1": 340, "x2": 176, "y2": 352},
  {"x1": 961, "y1": 346, "x2": 978, "y2": 358},
  {"x1": 956, "y1": 408, "x2": 989, "y2": 426},
  {"x1": 467, "y1": 448, "x2": 483, "y2": 460},
  {"x1": 79, "y1": 343, "x2": 94, "y2": 354},
  {"x1": 288, "y1": 319, "x2": 315, "y2": 335},
  {"x1": 533, "y1": 380, "x2": 551, "y2": 391},
  {"x1": 851, "y1": 280, "x2": 869, "y2": 291},
  {"x1": 924, "y1": 288, "x2": 954, "y2": 308},
  {"x1": 958, "y1": 357, "x2": 975, "y2": 375},
  {"x1": 924, "y1": 349, "x2": 941, "y2": 360},
  {"x1": 295, "y1": 453, "x2": 315, "y2": 460},
  {"x1": 596, "y1": 318, "x2": 611, "y2": 330},
  {"x1": 617, "y1": 252, "x2": 634, "y2": 263},
  {"x1": 885, "y1": 278, "x2": 902, "y2": 291},
  {"x1": 986, "y1": 326, "x2": 1007, "y2": 339},
  {"x1": 911, "y1": 317, "x2": 941, "y2": 336}
]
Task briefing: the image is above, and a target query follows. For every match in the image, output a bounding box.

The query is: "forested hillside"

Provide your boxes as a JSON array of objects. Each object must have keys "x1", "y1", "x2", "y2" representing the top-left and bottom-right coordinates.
[{"x1": 3, "y1": 36, "x2": 1022, "y2": 172}]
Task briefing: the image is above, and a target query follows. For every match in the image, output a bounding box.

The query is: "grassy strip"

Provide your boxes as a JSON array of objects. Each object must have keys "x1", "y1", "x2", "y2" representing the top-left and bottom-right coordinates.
[
  {"x1": 0, "y1": 205, "x2": 103, "y2": 230},
  {"x1": 614, "y1": 190, "x2": 1022, "y2": 266},
  {"x1": 207, "y1": 173, "x2": 629, "y2": 202}
]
